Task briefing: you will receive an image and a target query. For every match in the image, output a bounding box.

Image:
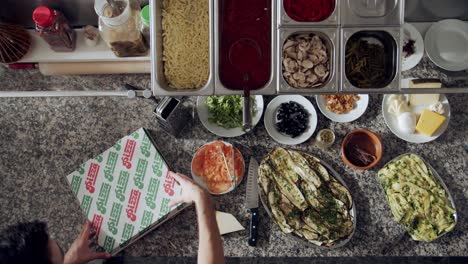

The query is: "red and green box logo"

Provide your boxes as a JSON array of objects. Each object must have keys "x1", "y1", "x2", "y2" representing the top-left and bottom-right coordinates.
[
  {"x1": 70, "y1": 175, "x2": 82, "y2": 195},
  {"x1": 81, "y1": 195, "x2": 93, "y2": 216},
  {"x1": 140, "y1": 134, "x2": 152, "y2": 158},
  {"x1": 145, "y1": 178, "x2": 160, "y2": 210},
  {"x1": 104, "y1": 152, "x2": 118, "y2": 182},
  {"x1": 115, "y1": 171, "x2": 129, "y2": 202},
  {"x1": 134, "y1": 159, "x2": 148, "y2": 190},
  {"x1": 96, "y1": 183, "x2": 111, "y2": 214},
  {"x1": 108, "y1": 202, "x2": 123, "y2": 235},
  {"x1": 121, "y1": 223, "x2": 135, "y2": 243},
  {"x1": 140, "y1": 210, "x2": 154, "y2": 231},
  {"x1": 103, "y1": 235, "x2": 115, "y2": 252}
]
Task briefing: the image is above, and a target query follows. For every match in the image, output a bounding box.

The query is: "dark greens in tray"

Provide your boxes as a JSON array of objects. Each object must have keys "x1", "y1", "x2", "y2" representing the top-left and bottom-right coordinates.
[{"x1": 345, "y1": 31, "x2": 397, "y2": 89}]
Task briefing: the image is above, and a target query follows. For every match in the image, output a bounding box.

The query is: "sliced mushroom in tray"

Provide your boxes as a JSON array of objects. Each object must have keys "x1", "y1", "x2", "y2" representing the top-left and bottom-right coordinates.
[{"x1": 282, "y1": 34, "x2": 331, "y2": 89}]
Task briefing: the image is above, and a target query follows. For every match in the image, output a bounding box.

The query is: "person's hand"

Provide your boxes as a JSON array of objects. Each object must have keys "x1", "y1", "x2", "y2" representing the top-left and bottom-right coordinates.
[
  {"x1": 63, "y1": 221, "x2": 111, "y2": 264},
  {"x1": 169, "y1": 171, "x2": 209, "y2": 208}
]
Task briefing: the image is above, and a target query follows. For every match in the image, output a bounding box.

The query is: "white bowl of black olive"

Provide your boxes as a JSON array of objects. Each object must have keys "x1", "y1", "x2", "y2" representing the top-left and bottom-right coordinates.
[{"x1": 264, "y1": 95, "x2": 318, "y2": 145}]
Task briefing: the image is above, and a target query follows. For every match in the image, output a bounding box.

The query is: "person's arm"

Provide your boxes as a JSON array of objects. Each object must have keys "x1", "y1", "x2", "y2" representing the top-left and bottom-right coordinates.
[{"x1": 169, "y1": 172, "x2": 225, "y2": 264}]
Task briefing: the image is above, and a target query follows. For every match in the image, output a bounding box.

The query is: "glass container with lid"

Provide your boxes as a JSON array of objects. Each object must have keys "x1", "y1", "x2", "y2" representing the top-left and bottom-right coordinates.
[
  {"x1": 140, "y1": 5, "x2": 150, "y2": 48},
  {"x1": 94, "y1": 0, "x2": 148, "y2": 57},
  {"x1": 314, "y1": 129, "x2": 336, "y2": 149},
  {"x1": 32, "y1": 6, "x2": 76, "y2": 52}
]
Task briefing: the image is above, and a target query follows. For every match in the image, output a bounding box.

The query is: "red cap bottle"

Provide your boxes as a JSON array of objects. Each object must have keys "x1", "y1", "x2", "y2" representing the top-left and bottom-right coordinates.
[{"x1": 32, "y1": 6, "x2": 56, "y2": 28}]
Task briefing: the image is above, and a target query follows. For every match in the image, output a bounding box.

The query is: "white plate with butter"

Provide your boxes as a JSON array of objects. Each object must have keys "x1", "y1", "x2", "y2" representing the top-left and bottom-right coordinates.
[{"x1": 382, "y1": 94, "x2": 451, "y2": 144}]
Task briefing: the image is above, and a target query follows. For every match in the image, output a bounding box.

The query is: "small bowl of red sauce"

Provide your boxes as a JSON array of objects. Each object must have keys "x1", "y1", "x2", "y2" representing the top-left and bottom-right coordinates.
[
  {"x1": 341, "y1": 129, "x2": 383, "y2": 170},
  {"x1": 283, "y1": 0, "x2": 336, "y2": 22}
]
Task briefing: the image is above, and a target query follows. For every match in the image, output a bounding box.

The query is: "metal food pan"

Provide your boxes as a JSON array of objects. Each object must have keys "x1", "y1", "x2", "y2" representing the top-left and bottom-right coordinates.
[
  {"x1": 341, "y1": 0, "x2": 404, "y2": 26},
  {"x1": 278, "y1": 27, "x2": 339, "y2": 94},
  {"x1": 214, "y1": 0, "x2": 277, "y2": 95},
  {"x1": 150, "y1": 0, "x2": 214, "y2": 96},
  {"x1": 340, "y1": 27, "x2": 401, "y2": 93},
  {"x1": 278, "y1": 0, "x2": 340, "y2": 26}
]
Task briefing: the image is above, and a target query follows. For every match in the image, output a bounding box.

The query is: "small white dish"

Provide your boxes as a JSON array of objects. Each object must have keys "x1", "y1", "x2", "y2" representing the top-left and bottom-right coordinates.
[
  {"x1": 264, "y1": 95, "x2": 317, "y2": 146},
  {"x1": 197, "y1": 95, "x2": 264, "y2": 138},
  {"x1": 425, "y1": 19, "x2": 468, "y2": 71},
  {"x1": 382, "y1": 94, "x2": 451, "y2": 144},
  {"x1": 402, "y1": 23, "x2": 424, "y2": 71},
  {"x1": 315, "y1": 94, "x2": 369, "y2": 123}
]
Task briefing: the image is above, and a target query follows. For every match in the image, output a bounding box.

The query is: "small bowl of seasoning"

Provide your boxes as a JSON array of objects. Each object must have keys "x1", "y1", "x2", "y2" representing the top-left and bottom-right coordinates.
[
  {"x1": 315, "y1": 129, "x2": 335, "y2": 149},
  {"x1": 341, "y1": 129, "x2": 382, "y2": 170}
]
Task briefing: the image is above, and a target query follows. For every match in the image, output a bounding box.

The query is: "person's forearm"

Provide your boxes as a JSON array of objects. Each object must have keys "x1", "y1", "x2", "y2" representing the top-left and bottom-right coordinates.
[{"x1": 195, "y1": 192, "x2": 225, "y2": 264}]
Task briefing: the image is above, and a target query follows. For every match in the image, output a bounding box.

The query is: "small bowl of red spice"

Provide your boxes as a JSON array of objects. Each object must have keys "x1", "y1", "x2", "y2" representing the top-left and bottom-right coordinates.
[
  {"x1": 341, "y1": 129, "x2": 383, "y2": 170},
  {"x1": 283, "y1": 0, "x2": 336, "y2": 22}
]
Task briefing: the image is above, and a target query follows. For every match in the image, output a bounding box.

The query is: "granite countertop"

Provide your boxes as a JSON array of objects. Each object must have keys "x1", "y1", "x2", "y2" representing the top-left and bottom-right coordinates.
[{"x1": 0, "y1": 66, "x2": 466, "y2": 258}]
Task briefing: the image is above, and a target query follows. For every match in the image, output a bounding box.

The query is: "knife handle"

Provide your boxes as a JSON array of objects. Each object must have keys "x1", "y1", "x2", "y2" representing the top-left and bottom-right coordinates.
[{"x1": 248, "y1": 208, "x2": 259, "y2": 246}]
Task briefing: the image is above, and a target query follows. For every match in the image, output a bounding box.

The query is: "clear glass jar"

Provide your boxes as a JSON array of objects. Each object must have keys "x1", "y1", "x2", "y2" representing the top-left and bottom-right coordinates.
[
  {"x1": 94, "y1": 0, "x2": 148, "y2": 57},
  {"x1": 140, "y1": 5, "x2": 150, "y2": 48},
  {"x1": 315, "y1": 129, "x2": 336, "y2": 149},
  {"x1": 32, "y1": 6, "x2": 76, "y2": 52}
]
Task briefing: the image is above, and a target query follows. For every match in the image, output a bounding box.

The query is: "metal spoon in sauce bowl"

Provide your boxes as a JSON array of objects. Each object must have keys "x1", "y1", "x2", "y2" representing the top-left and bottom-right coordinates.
[{"x1": 228, "y1": 38, "x2": 263, "y2": 132}]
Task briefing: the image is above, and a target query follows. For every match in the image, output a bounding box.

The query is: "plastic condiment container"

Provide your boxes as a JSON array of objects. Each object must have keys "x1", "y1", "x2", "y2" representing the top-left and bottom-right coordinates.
[
  {"x1": 94, "y1": 0, "x2": 148, "y2": 57},
  {"x1": 314, "y1": 129, "x2": 336, "y2": 149},
  {"x1": 140, "y1": 5, "x2": 150, "y2": 48},
  {"x1": 32, "y1": 6, "x2": 76, "y2": 52}
]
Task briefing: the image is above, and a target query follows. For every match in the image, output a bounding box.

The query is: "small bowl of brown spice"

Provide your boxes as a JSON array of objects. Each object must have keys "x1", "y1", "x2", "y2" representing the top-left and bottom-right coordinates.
[{"x1": 341, "y1": 129, "x2": 382, "y2": 170}]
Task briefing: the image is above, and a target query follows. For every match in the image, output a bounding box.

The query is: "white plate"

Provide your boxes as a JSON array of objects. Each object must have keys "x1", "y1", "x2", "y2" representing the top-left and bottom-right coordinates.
[
  {"x1": 425, "y1": 19, "x2": 468, "y2": 71},
  {"x1": 315, "y1": 94, "x2": 369, "y2": 123},
  {"x1": 197, "y1": 95, "x2": 264, "y2": 138},
  {"x1": 402, "y1": 23, "x2": 424, "y2": 71},
  {"x1": 264, "y1": 95, "x2": 318, "y2": 145},
  {"x1": 382, "y1": 94, "x2": 451, "y2": 144}
]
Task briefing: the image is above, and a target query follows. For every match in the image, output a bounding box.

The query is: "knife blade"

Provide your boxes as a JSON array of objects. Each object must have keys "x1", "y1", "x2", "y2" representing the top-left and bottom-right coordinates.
[{"x1": 245, "y1": 158, "x2": 259, "y2": 246}]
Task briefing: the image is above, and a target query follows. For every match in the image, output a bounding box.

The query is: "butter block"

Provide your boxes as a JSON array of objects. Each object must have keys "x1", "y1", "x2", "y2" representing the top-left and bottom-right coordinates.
[
  {"x1": 410, "y1": 79, "x2": 442, "y2": 89},
  {"x1": 415, "y1": 110, "x2": 446, "y2": 136},
  {"x1": 410, "y1": 94, "x2": 440, "y2": 106},
  {"x1": 409, "y1": 79, "x2": 441, "y2": 106}
]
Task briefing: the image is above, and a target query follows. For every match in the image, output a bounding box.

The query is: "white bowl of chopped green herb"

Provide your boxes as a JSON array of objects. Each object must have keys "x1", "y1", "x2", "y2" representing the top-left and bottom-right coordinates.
[{"x1": 197, "y1": 95, "x2": 264, "y2": 137}]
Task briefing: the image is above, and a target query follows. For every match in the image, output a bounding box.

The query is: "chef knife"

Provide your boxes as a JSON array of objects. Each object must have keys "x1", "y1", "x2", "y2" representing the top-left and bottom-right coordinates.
[{"x1": 245, "y1": 158, "x2": 260, "y2": 246}]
